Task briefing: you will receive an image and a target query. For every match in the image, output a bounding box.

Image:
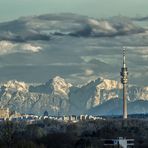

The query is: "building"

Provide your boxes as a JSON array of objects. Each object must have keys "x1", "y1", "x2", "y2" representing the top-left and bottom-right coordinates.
[
  {"x1": 103, "y1": 137, "x2": 134, "y2": 148},
  {"x1": 69, "y1": 115, "x2": 77, "y2": 121}
]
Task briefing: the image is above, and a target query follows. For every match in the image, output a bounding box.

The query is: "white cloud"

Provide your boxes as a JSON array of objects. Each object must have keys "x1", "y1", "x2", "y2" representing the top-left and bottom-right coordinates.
[
  {"x1": 0, "y1": 41, "x2": 42, "y2": 55},
  {"x1": 88, "y1": 19, "x2": 116, "y2": 32},
  {"x1": 0, "y1": 41, "x2": 15, "y2": 55},
  {"x1": 84, "y1": 69, "x2": 94, "y2": 76},
  {"x1": 22, "y1": 44, "x2": 42, "y2": 53}
]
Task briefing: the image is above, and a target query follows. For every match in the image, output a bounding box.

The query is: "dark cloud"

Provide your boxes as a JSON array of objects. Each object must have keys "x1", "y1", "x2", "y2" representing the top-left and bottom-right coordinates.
[{"x1": 0, "y1": 13, "x2": 146, "y2": 42}]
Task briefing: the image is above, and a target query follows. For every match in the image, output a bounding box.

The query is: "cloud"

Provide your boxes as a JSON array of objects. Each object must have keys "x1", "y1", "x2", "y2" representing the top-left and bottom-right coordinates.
[
  {"x1": 0, "y1": 41, "x2": 42, "y2": 55},
  {"x1": 0, "y1": 41, "x2": 14, "y2": 54},
  {"x1": 84, "y1": 69, "x2": 94, "y2": 76},
  {"x1": 68, "y1": 15, "x2": 145, "y2": 37},
  {"x1": 22, "y1": 44, "x2": 42, "y2": 53},
  {"x1": 0, "y1": 13, "x2": 147, "y2": 86},
  {"x1": 0, "y1": 13, "x2": 146, "y2": 42}
]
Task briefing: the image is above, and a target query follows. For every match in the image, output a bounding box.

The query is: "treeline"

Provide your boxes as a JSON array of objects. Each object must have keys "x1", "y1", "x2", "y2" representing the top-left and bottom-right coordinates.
[{"x1": 0, "y1": 118, "x2": 148, "y2": 147}]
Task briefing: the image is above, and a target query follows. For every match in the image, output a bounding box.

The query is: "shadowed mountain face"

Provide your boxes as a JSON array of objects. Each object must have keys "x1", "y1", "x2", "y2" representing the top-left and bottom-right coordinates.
[
  {"x1": 0, "y1": 76, "x2": 147, "y2": 115},
  {"x1": 87, "y1": 99, "x2": 148, "y2": 116},
  {"x1": 0, "y1": 13, "x2": 147, "y2": 86}
]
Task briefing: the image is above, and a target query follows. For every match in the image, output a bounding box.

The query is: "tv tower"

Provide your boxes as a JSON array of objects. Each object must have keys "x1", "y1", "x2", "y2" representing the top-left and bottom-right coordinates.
[{"x1": 120, "y1": 48, "x2": 128, "y2": 119}]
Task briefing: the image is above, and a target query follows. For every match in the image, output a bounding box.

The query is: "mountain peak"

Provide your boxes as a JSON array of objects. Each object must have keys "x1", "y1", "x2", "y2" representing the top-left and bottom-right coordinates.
[
  {"x1": 46, "y1": 76, "x2": 71, "y2": 85},
  {"x1": 46, "y1": 76, "x2": 72, "y2": 96},
  {"x1": 52, "y1": 76, "x2": 65, "y2": 82},
  {"x1": 2, "y1": 80, "x2": 28, "y2": 93},
  {"x1": 99, "y1": 78, "x2": 122, "y2": 90}
]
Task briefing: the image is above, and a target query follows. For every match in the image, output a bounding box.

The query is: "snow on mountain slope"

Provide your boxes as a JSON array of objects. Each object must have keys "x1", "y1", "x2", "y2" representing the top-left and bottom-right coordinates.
[
  {"x1": 29, "y1": 76, "x2": 72, "y2": 96},
  {"x1": 1, "y1": 80, "x2": 28, "y2": 93},
  {"x1": 69, "y1": 77, "x2": 122, "y2": 114},
  {"x1": 0, "y1": 76, "x2": 72, "y2": 115},
  {"x1": 0, "y1": 76, "x2": 147, "y2": 115}
]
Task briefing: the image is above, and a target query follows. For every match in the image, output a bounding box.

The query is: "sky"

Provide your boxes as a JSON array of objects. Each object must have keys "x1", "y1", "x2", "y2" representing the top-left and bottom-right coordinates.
[
  {"x1": 0, "y1": 0, "x2": 148, "y2": 22},
  {"x1": 0, "y1": 0, "x2": 147, "y2": 86}
]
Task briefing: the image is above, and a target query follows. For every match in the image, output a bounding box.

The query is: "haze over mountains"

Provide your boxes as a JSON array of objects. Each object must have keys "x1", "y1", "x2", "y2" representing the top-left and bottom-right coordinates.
[{"x1": 0, "y1": 76, "x2": 147, "y2": 115}]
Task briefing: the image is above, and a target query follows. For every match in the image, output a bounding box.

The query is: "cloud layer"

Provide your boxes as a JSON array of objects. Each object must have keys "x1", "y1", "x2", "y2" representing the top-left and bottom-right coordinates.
[
  {"x1": 0, "y1": 13, "x2": 146, "y2": 42},
  {"x1": 0, "y1": 13, "x2": 147, "y2": 86}
]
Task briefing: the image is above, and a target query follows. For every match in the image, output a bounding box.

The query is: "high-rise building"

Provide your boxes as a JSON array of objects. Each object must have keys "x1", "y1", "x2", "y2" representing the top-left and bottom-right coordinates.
[{"x1": 120, "y1": 48, "x2": 128, "y2": 119}]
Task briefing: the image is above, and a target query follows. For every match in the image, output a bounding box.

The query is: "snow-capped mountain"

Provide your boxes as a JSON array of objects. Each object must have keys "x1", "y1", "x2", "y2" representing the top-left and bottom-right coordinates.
[
  {"x1": 68, "y1": 77, "x2": 122, "y2": 114},
  {"x1": 0, "y1": 76, "x2": 72, "y2": 115},
  {"x1": 29, "y1": 76, "x2": 72, "y2": 96},
  {"x1": 0, "y1": 76, "x2": 147, "y2": 115}
]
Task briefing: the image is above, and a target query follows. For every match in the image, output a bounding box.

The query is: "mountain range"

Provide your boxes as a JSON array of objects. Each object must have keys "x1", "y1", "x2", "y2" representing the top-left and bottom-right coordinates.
[
  {"x1": 0, "y1": 76, "x2": 147, "y2": 116},
  {"x1": 0, "y1": 13, "x2": 147, "y2": 115}
]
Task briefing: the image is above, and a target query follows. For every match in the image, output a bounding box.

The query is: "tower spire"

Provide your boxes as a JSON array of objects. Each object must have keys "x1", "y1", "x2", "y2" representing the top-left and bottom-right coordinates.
[
  {"x1": 123, "y1": 48, "x2": 126, "y2": 68},
  {"x1": 120, "y1": 48, "x2": 128, "y2": 119}
]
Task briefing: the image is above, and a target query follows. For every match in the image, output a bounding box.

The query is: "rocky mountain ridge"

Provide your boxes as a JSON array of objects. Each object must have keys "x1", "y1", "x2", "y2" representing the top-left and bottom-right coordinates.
[{"x1": 0, "y1": 76, "x2": 147, "y2": 115}]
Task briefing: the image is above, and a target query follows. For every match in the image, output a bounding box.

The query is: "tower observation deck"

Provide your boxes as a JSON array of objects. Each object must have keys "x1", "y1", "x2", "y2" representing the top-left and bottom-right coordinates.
[{"x1": 120, "y1": 48, "x2": 128, "y2": 119}]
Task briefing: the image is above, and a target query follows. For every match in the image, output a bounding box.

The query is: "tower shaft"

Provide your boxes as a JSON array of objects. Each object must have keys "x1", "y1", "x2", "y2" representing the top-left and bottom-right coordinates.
[{"x1": 123, "y1": 83, "x2": 127, "y2": 119}]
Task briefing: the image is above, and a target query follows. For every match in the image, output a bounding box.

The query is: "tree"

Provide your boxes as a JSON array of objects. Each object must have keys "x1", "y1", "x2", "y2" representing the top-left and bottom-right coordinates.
[{"x1": 0, "y1": 121, "x2": 17, "y2": 148}]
